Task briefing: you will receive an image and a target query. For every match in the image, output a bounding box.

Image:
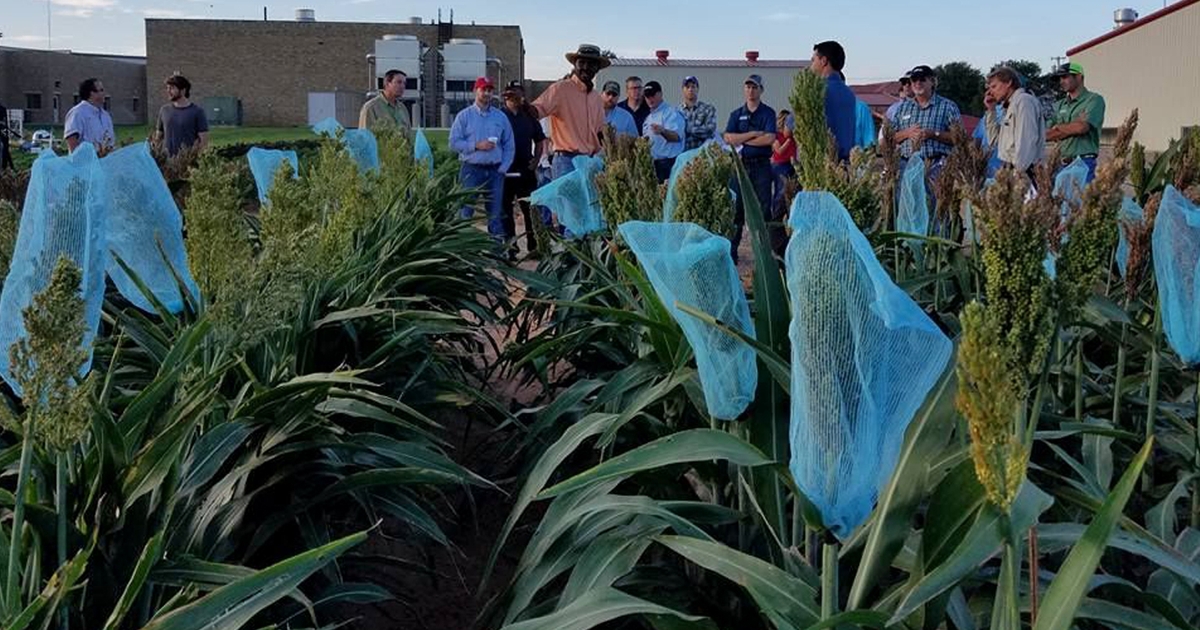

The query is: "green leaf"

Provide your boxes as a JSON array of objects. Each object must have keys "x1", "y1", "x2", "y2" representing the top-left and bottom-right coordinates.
[
  {"x1": 138, "y1": 530, "x2": 365, "y2": 630},
  {"x1": 657, "y1": 535, "x2": 820, "y2": 629},
  {"x1": 1033, "y1": 438, "x2": 1154, "y2": 630},
  {"x1": 6, "y1": 543, "x2": 92, "y2": 630},
  {"x1": 538, "y1": 430, "x2": 772, "y2": 499},
  {"x1": 890, "y1": 481, "x2": 1054, "y2": 623},
  {"x1": 1148, "y1": 474, "x2": 1196, "y2": 544},
  {"x1": 500, "y1": 586, "x2": 703, "y2": 630},
  {"x1": 675, "y1": 302, "x2": 790, "y2": 396},
  {"x1": 559, "y1": 523, "x2": 663, "y2": 608},
  {"x1": 179, "y1": 421, "x2": 256, "y2": 497},
  {"x1": 1074, "y1": 597, "x2": 1187, "y2": 630},
  {"x1": 848, "y1": 362, "x2": 957, "y2": 609},
  {"x1": 800, "y1": 610, "x2": 890, "y2": 630},
  {"x1": 738, "y1": 158, "x2": 794, "y2": 545},
  {"x1": 103, "y1": 531, "x2": 166, "y2": 630}
]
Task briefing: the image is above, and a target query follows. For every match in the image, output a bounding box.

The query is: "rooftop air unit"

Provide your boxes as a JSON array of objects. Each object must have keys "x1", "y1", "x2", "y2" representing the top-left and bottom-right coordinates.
[
  {"x1": 442, "y1": 38, "x2": 488, "y2": 120},
  {"x1": 1113, "y1": 8, "x2": 1138, "y2": 28},
  {"x1": 295, "y1": 8, "x2": 315, "y2": 22},
  {"x1": 373, "y1": 35, "x2": 423, "y2": 126}
]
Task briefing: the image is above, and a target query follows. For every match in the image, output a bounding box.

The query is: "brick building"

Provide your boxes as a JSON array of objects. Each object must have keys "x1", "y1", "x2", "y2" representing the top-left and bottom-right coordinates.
[
  {"x1": 145, "y1": 17, "x2": 524, "y2": 127},
  {"x1": 0, "y1": 46, "x2": 147, "y2": 126}
]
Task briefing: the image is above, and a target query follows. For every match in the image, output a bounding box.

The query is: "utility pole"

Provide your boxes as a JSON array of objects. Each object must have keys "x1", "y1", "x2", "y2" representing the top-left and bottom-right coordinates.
[{"x1": 1051, "y1": 55, "x2": 1066, "y2": 69}]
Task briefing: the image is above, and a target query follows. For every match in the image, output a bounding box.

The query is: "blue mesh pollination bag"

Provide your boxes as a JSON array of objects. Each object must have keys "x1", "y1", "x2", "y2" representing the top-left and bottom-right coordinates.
[
  {"x1": 898, "y1": 154, "x2": 930, "y2": 249},
  {"x1": 0, "y1": 144, "x2": 109, "y2": 395},
  {"x1": 311, "y1": 117, "x2": 343, "y2": 137},
  {"x1": 528, "y1": 156, "x2": 605, "y2": 236},
  {"x1": 1153, "y1": 186, "x2": 1200, "y2": 365},
  {"x1": 662, "y1": 144, "x2": 706, "y2": 222},
  {"x1": 247, "y1": 148, "x2": 299, "y2": 204},
  {"x1": 101, "y1": 142, "x2": 200, "y2": 314},
  {"x1": 618, "y1": 221, "x2": 756, "y2": 419},
  {"x1": 343, "y1": 128, "x2": 380, "y2": 174},
  {"x1": 662, "y1": 142, "x2": 734, "y2": 222},
  {"x1": 1054, "y1": 157, "x2": 1089, "y2": 219},
  {"x1": 1116, "y1": 196, "x2": 1143, "y2": 278},
  {"x1": 414, "y1": 129, "x2": 435, "y2": 177},
  {"x1": 785, "y1": 191, "x2": 952, "y2": 537}
]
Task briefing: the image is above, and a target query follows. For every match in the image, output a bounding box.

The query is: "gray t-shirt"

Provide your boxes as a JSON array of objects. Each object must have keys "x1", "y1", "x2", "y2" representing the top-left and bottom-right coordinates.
[{"x1": 156, "y1": 103, "x2": 209, "y2": 156}]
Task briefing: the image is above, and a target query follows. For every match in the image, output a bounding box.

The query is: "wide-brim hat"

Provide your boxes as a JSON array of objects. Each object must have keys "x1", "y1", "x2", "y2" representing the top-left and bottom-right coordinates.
[{"x1": 566, "y1": 43, "x2": 611, "y2": 69}]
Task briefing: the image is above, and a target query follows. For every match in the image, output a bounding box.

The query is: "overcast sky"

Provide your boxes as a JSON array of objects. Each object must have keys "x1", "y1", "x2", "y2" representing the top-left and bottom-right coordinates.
[{"x1": 1, "y1": 0, "x2": 1174, "y2": 82}]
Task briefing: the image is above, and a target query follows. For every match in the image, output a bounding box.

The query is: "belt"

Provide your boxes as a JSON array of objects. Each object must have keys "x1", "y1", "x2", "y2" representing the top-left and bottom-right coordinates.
[
  {"x1": 464, "y1": 162, "x2": 500, "y2": 169},
  {"x1": 741, "y1": 155, "x2": 770, "y2": 164},
  {"x1": 554, "y1": 150, "x2": 596, "y2": 157},
  {"x1": 1062, "y1": 153, "x2": 1098, "y2": 164}
]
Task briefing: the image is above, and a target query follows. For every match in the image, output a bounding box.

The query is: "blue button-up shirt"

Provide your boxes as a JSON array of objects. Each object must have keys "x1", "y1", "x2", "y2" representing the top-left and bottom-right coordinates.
[
  {"x1": 725, "y1": 102, "x2": 777, "y2": 160},
  {"x1": 449, "y1": 103, "x2": 515, "y2": 172},
  {"x1": 889, "y1": 93, "x2": 962, "y2": 159},
  {"x1": 63, "y1": 100, "x2": 115, "y2": 151},
  {"x1": 643, "y1": 101, "x2": 686, "y2": 160},
  {"x1": 824, "y1": 74, "x2": 857, "y2": 160},
  {"x1": 606, "y1": 106, "x2": 639, "y2": 138},
  {"x1": 853, "y1": 99, "x2": 877, "y2": 150}
]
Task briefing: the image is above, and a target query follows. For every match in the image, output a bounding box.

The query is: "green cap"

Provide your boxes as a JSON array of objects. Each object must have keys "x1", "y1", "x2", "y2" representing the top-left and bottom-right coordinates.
[{"x1": 1052, "y1": 61, "x2": 1085, "y2": 77}]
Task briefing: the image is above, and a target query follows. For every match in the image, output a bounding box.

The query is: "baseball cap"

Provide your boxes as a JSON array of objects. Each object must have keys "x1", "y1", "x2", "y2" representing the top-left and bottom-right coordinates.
[
  {"x1": 502, "y1": 80, "x2": 524, "y2": 94},
  {"x1": 602, "y1": 80, "x2": 621, "y2": 95},
  {"x1": 1051, "y1": 61, "x2": 1085, "y2": 77},
  {"x1": 908, "y1": 65, "x2": 935, "y2": 79},
  {"x1": 682, "y1": 75, "x2": 699, "y2": 87},
  {"x1": 898, "y1": 73, "x2": 911, "y2": 85},
  {"x1": 745, "y1": 74, "x2": 764, "y2": 89},
  {"x1": 473, "y1": 76, "x2": 495, "y2": 91},
  {"x1": 643, "y1": 80, "x2": 663, "y2": 97}
]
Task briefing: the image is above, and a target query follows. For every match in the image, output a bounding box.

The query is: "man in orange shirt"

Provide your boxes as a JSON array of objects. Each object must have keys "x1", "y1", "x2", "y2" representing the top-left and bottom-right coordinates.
[{"x1": 532, "y1": 43, "x2": 608, "y2": 180}]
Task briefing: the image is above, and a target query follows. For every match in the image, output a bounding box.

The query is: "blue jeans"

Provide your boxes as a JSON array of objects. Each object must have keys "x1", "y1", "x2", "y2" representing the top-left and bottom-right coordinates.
[
  {"x1": 731, "y1": 157, "x2": 780, "y2": 263},
  {"x1": 459, "y1": 163, "x2": 506, "y2": 239},
  {"x1": 552, "y1": 152, "x2": 581, "y2": 181},
  {"x1": 1081, "y1": 156, "x2": 1097, "y2": 183}
]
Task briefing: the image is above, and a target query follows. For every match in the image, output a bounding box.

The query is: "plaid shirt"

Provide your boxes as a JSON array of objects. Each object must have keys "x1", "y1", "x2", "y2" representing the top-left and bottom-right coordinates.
[
  {"x1": 890, "y1": 93, "x2": 961, "y2": 159},
  {"x1": 681, "y1": 100, "x2": 717, "y2": 150}
]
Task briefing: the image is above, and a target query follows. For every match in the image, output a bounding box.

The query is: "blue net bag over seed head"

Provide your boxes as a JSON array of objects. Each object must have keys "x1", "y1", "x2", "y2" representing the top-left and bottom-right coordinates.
[
  {"x1": 785, "y1": 192, "x2": 952, "y2": 537},
  {"x1": 247, "y1": 148, "x2": 299, "y2": 204},
  {"x1": 898, "y1": 154, "x2": 930, "y2": 244},
  {"x1": 101, "y1": 142, "x2": 199, "y2": 314},
  {"x1": 529, "y1": 156, "x2": 605, "y2": 236},
  {"x1": 1055, "y1": 157, "x2": 1089, "y2": 219},
  {"x1": 343, "y1": 128, "x2": 380, "y2": 174},
  {"x1": 1152, "y1": 186, "x2": 1200, "y2": 366},
  {"x1": 618, "y1": 221, "x2": 756, "y2": 420},
  {"x1": 0, "y1": 144, "x2": 109, "y2": 395},
  {"x1": 414, "y1": 129, "x2": 435, "y2": 177},
  {"x1": 1116, "y1": 196, "x2": 1143, "y2": 278},
  {"x1": 311, "y1": 117, "x2": 343, "y2": 137}
]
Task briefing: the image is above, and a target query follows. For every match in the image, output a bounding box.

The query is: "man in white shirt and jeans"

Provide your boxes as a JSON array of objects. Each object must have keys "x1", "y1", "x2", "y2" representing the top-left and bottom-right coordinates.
[
  {"x1": 64, "y1": 78, "x2": 116, "y2": 154},
  {"x1": 983, "y1": 66, "x2": 1044, "y2": 176}
]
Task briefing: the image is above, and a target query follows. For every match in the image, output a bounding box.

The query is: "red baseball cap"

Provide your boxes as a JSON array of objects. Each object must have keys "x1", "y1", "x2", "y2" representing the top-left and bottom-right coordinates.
[{"x1": 474, "y1": 76, "x2": 495, "y2": 91}]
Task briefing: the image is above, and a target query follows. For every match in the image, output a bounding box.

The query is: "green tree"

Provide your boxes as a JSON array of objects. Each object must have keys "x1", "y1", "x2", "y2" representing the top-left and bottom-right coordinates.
[
  {"x1": 994, "y1": 59, "x2": 1059, "y2": 99},
  {"x1": 933, "y1": 61, "x2": 986, "y2": 117}
]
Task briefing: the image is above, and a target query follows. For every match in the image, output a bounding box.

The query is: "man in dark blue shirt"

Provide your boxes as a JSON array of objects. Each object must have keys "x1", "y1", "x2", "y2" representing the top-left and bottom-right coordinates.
[
  {"x1": 810, "y1": 40, "x2": 856, "y2": 161},
  {"x1": 501, "y1": 81, "x2": 547, "y2": 257},
  {"x1": 723, "y1": 74, "x2": 778, "y2": 262},
  {"x1": 617, "y1": 76, "x2": 651, "y2": 136}
]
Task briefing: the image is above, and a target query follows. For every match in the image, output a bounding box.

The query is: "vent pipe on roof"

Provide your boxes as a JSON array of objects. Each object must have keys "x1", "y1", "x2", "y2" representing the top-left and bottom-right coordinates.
[
  {"x1": 655, "y1": 49, "x2": 669, "y2": 63},
  {"x1": 295, "y1": 8, "x2": 315, "y2": 22},
  {"x1": 410, "y1": 16, "x2": 422, "y2": 24},
  {"x1": 1113, "y1": 8, "x2": 1138, "y2": 28},
  {"x1": 745, "y1": 50, "x2": 759, "y2": 63}
]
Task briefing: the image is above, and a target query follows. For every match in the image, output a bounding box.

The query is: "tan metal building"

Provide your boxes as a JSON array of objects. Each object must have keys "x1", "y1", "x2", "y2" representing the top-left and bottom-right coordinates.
[
  {"x1": 1066, "y1": 0, "x2": 1200, "y2": 151},
  {"x1": 595, "y1": 51, "x2": 809, "y2": 126}
]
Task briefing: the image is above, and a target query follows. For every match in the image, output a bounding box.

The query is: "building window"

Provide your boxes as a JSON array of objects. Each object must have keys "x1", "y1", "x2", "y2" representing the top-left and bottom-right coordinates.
[
  {"x1": 104, "y1": 96, "x2": 111, "y2": 111},
  {"x1": 25, "y1": 93, "x2": 42, "y2": 110},
  {"x1": 132, "y1": 97, "x2": 139, "y2": 113},
  {"x1": 445, "y1": 80, "x2": 472, "y2": 93},
  {"x1": 406, "y1": 77, "x2": 418, "y2": 91}
]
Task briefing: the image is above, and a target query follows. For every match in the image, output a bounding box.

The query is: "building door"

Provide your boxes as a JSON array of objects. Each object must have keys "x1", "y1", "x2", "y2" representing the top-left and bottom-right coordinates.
[{"x1": 53, "y1": 93, "x2": 60, "y2": 125}]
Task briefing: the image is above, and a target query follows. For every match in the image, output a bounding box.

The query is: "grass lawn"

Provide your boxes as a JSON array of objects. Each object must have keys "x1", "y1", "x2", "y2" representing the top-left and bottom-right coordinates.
[{"x1": 9, "y1": 125, "x2": 450, "y2": 172}]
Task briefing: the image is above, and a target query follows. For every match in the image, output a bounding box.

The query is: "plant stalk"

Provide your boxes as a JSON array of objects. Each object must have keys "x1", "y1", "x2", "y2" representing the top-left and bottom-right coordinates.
[
  {"x1": 56, "y1": 452, "x2": 69, "y2": 630},
  {"x1": 4, "y1": 421, "x2": 36, "y2": 615},
  {"x1": 1193, "y1": 370, "x2": 1200, "y2": 529},
  {"x1": 1145, "y1": 307, "x2": 1162, "y2": 492},
  {"x1": 1075, "y1": 331, "x2": 1084, "y2": 423},
  {"x1": 1112, "y1": 321, "x2": 1128, "y2": 430},
  {"x1": 821, "y1": 537, "x2": 839, "y2": 619}
]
